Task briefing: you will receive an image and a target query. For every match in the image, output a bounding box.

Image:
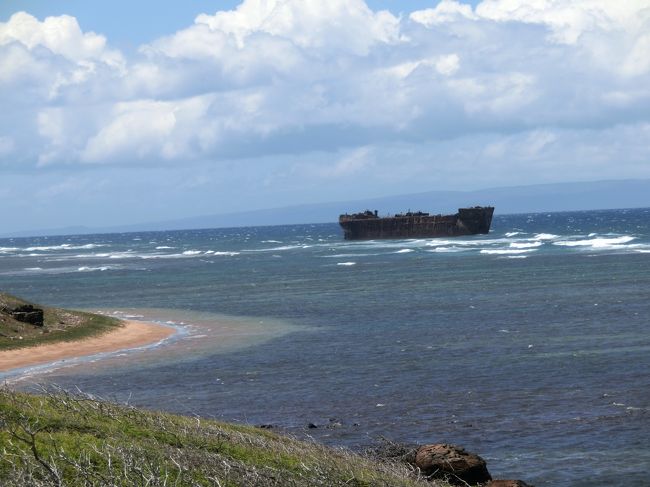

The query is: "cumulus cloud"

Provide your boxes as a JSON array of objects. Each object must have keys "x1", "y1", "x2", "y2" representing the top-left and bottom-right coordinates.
[
  {"x1": 0, "y1": 11, "x2": 122, "y2": 64},
  {"x1": 0, "y1": 12, "x2": 124, "y2": 100},
  {"x1": 192, "y1": 0, "x2": 401, "y2": 54},
  {"x1": 1, "y1": 0, "x2": 650, "y2": 192}
]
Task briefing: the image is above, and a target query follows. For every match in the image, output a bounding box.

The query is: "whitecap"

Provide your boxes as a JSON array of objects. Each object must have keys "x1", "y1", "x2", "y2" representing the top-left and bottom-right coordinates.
[
  {"x1": 554, "y1": 235, "x2": 635, "y2": 248},
  {"x1": 480, "y1": 249, "x2": 537, "y2": 255},
  {"x1": 324, "y1": 253, "x2": 380, "y2": 258},
  {"x1": 23, "y1": 243, "x2": 106, "y2": 252},
  {"x1": 108, "y1": 252, "x2": 136, "y2": 259},
  {"x1": 243, "y1": 245, "x2": 308, "y2": 252},
  {"x1": 77, "y1": 266, "x2": 111, "y2": 272},
  {"x1": 155, "y1": 246, "x2": 174, "y2": 249},
  {"x1": 504, "y1": 232, "x2": 522, "y2": 237},
  {"x1": 395, "y1": 249, "x2": 414, "y2": 254},
  {"x1": 510, "y1": 241, "x2": 543, "y2": 249},
  {"x1": 533, "y1": 233, "x2": 559, "y2": 240},
  {"x1": 337, "y1": 262, "x2": 356, "y2": 266},
  {"x1": 426, "y1": 246, "x2": 468, "y2": 253},
  {"x1": 182, "y1": 250, "x2": 202, "y2": 256}
]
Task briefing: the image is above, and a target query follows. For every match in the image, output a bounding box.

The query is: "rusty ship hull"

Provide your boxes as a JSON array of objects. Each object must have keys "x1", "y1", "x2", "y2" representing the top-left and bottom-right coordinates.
[{"x1": 338, "y1": 207, "x2": 494, "y2": 240}]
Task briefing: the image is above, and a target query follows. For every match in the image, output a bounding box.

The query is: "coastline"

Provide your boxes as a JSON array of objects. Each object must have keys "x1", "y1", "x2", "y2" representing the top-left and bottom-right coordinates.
[{"x1": 0, "y1": 319, "x2": 175, "y2": 373}]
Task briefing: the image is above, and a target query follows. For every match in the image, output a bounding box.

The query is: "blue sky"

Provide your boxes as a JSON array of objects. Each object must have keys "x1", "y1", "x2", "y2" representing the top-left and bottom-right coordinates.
[{"x1": 1, "y1": 1, "x2": 649, "y2": 232}]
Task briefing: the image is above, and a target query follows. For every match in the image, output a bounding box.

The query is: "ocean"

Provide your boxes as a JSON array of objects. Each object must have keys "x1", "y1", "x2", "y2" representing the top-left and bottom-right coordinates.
[{"x1": 1, "y1": 208, "x2": 649, "y2": 486}]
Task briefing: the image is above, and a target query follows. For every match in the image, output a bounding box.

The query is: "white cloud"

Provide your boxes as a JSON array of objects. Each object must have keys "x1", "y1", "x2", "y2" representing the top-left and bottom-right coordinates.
[
  {"x1": 474, "y1": 0, "x2": 648, "y2": 45},
  {"x1": 81, "y1": 97, "x2": 215, "y2": 163},
  {"x1": 435, "y1": 54, "x2": 460, "y2": 76},
  {"x1": 0, "y1": 0, "x2": 649, "y2": 193},
  {"x1": 0, "y1": 11, "x2": 123, "y2": 66},
  {"x1": 320, "y1": 146, "x2": 374, "y2": 179},
  {"x1": 410, "y1": 0, "x2": 477, "y2": 26},
  {"x1": 193, "y1": 0, "x2": 401, "y2": 55}
]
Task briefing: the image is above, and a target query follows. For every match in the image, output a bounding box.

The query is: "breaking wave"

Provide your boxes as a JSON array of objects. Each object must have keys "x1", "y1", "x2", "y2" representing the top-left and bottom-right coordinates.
[
  {"x1": 480, "y1": 249, "x2": 537, "y2": 255},
  {"x1": 554, "y1": 236, "x2": 635, "y2": 248},
  {"x1": 23, "y1": 243, "x2": 107, "y2": 252}
]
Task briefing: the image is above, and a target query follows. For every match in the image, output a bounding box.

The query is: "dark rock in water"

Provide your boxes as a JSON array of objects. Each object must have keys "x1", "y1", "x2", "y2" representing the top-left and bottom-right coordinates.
[
  {"x1": 486, "y1": 481, "x2": 534, "y2": 487},
  {"x1": 415, "y1": 443, "x2": 491, "y2": 485},
  {"x1": 307, "y1": 423, "x2": 318, "y2": 429},
  {"x1": 2, "y1": 305, "x2": 44, "y2": 327},
  {"x1": 327, "y1": 418, "x2": 343, "y2": 429}
]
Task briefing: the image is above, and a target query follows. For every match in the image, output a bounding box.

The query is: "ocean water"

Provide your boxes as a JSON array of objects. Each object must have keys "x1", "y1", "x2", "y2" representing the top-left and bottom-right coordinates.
[{"x1": 1, "y1": 208, "x2": 649, "y2": 486}]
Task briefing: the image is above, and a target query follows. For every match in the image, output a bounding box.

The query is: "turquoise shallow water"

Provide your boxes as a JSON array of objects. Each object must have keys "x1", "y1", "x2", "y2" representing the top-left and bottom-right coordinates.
[{"x1": 1, "y1": 208, "x2": 650, "y2": 485}]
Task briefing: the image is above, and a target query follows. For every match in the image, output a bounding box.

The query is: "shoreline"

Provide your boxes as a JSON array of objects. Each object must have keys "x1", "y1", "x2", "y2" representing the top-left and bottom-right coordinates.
[{"x1": 0, "y1": 320, "x2": 176, "y2": 374}]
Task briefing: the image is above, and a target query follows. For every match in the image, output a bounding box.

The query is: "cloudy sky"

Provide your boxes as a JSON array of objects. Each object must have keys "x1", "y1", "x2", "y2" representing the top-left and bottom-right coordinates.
[{"x1": 1, "y1": 0, "x2": 649, "y2": 232}]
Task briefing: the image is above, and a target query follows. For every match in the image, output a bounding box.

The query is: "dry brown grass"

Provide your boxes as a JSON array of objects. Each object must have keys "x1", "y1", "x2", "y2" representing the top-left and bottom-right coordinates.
[{"x1": 0, "y1": 387, "x2": 453, "y2": 487}]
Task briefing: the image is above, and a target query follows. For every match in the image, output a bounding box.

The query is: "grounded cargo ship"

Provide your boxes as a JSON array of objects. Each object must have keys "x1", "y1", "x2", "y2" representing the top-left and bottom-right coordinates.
[{"x1": 339, "y1": 206, "x2": 494, "y2": 240}]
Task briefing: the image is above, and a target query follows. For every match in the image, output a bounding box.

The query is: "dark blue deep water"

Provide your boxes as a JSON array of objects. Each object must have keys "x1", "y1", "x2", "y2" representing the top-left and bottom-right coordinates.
[{"x1": 2, "y1": 208, "x2": 650, "y2": 485}]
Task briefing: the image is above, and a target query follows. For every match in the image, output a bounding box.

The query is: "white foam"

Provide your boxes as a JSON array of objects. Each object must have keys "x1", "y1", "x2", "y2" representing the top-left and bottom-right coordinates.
[
  {"x1": 510, "y1": 241, "x2": 543, "y2": 249},
  {"x1": 480, "y1": 249, "x2": 537, "y2": 255},
  {"x1": 77, "y1": 266, "x2": 111, "y2": 272},
  {"x1": 337, "y1": 262, "x2": 356, "y2": 266},
  {"x1": 533, "y1": 233, "x2": 559, "y2": 240},
  {"x1": 23, "y1": 243, "x2": 106, "y2": 251},
  {"x1": 138, "y1": 253, "x2": 179, "y2": 259},
  {"x1": 426, "y1": 246, "x2": 468, "y2": 253},
  {"x1": 182, "y1": 250, "x2": 202, "y2": 256},
  {"x1": 211, "y1": 251, "x2": 240, "y2": 256},
  {"x1": 262, "y1": 240, "x2": 282, "y2": 243},
  {"x1": 505, "y1": 232, "x2": 523, "y2": 237},
  {"x1": 245, "y1": 244, "x2": 310, "y2": 252},
  {"x1": 425, "y1": 237, "x2": 523, "y2": 247},
  {"x1": 155, "y1": 246, "x2": 174, "y2": 249},
  {"x1": 108, "y1": 252, "x2": 136, "y2": 259},
  {"x1": 395, "y1": 249, "x2": 414, "y2": 253},
  {"x1": 24, "y1": 267, "x2": 43, "y2": 271},
  {"x1": 554, "y1": 235, "x2": 635, "y2": 248},
  {"x1": 325, "y1": 253, "x2": 380, "y2": 258}
]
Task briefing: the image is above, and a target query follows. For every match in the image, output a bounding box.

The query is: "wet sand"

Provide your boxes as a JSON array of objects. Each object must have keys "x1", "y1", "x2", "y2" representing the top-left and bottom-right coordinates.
[{"x1": 0, "y1": 320, "x2": 175, "y2": 373}]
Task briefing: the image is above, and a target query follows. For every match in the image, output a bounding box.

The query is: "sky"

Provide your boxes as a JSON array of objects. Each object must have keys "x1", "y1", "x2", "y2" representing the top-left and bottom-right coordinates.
[{"x1": 1, "y1": 0, "x2": 649, "y2": 232}]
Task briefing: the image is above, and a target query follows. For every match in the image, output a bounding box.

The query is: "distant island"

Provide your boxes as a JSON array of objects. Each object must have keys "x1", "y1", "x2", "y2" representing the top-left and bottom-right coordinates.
[{"x1": 3, "y1": 179, "x2": 650, "y2": 238}]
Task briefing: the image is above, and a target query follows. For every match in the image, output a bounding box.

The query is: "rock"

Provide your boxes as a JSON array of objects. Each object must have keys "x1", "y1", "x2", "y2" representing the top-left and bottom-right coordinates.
[
  {"x1": 486, "y1": 481, "x2": 533, "y2": 487},
  {"x1": 307, "y1": 423, "x2": 318, "y2": 429},
  {"x1": 414, "y1": 443, "x2": 491, "y2": 485},
  {"x1": 327, "y1": 419, "x2": 343, "y2": 429},
  {"x1": 3, "y1": 305, "x2": 44, "y2": 327},
  {"x1": 257, "y1": 424, "x2": 274, "y2": 429}
]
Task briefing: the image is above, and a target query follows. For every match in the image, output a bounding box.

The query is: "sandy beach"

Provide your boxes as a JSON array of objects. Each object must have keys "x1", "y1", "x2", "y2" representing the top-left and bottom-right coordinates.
[{"x1": 0, "y1": 320, "x2": 175, "y2": 373}]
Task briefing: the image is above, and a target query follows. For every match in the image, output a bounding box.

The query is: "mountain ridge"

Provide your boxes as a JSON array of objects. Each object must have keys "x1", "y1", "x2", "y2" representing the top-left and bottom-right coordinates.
[{"x1": 3, "y1": 179, "x2": 650, "y2": 238}]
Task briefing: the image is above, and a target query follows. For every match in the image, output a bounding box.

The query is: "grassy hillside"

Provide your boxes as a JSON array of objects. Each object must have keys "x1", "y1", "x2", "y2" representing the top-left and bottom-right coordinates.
[
  {"x1": 0, "y1": 388, "x2": 447, "y2": 487},
  {"x1": 0, "y1": 292, "x2": 120, "y2": 351}
]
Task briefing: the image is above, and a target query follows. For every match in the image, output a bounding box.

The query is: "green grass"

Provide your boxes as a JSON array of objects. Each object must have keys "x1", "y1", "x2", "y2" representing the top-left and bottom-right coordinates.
[
  {"x1": 0, "y1": 292, "x2": 121, "y2": 351},
  {"x1": 0, "y1": 388, "x2": 450, "y2": 487}
]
